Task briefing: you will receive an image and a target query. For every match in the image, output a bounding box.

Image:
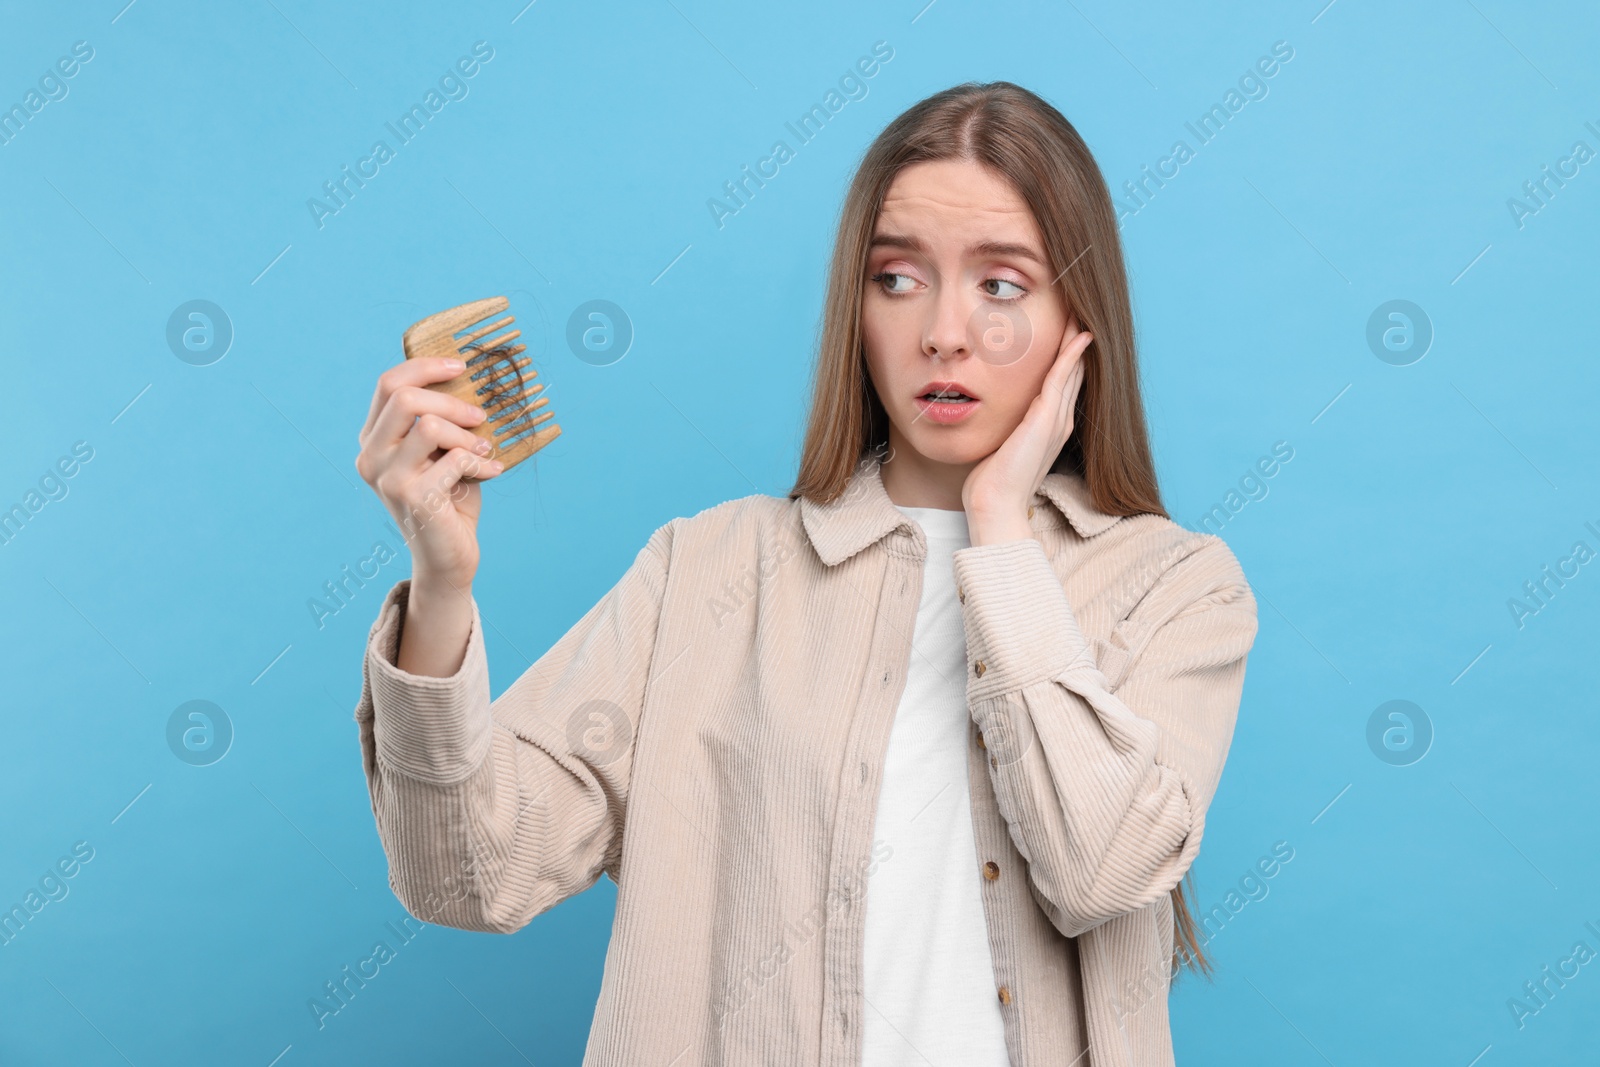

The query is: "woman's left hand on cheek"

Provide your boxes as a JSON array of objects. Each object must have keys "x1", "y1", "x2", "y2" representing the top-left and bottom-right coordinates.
[{"x1": 962, "y1": 317, "x2": 1092, "y2": 544}]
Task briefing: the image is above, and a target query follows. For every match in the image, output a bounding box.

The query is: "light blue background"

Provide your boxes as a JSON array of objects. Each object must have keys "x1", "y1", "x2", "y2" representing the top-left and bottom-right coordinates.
[{"x1": 2, "y1": 0, "x2": 1597, "y2": 1063}]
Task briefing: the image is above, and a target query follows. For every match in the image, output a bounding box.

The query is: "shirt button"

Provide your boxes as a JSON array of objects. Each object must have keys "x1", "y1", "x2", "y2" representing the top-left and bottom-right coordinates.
[
  {"x1": 973, "y1": 660, "x2": 986, "y2": 677},
  {"x1": 990, "y1": 756, "x2": 998, "y2": 769},
  {"x1": 982, "y1": 861, "x2": 1000, "y2": 881},
  {"x1": 1027, "y1": 505, "x2": 1036, "y2": 519},
  {"x1": 998, "y1": 985, "x2": 1013, "y2": 1005},
  {"x1": 975, "y1": 730, "x2": 986, "y2": 750},
  {"x1": 957, "y1": 585, "x2": 965, "y2": 604}
]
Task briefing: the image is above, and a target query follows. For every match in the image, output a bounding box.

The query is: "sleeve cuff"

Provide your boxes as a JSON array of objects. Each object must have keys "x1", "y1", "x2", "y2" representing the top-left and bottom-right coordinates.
[
  {"x1": 362, "y1": 578, "x2": 495, "y2": 784},
  {"x1": 952, "y1": 537, "x2": 1092, "y2": 699}
]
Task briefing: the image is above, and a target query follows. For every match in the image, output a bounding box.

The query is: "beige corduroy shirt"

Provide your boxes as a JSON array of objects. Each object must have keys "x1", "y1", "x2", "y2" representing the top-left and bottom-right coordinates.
[{"x1": 352, "y1": 451, "x2": 1259, "y2": 1066}]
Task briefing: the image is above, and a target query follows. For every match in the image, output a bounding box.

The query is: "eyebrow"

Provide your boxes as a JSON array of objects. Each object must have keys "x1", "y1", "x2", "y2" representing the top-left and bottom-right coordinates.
[{"x1": 869, "y1": 231, "x2": 1047, "y2": 266}]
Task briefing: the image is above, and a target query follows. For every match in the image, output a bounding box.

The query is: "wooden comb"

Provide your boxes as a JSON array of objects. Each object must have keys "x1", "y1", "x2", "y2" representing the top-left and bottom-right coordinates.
[{"x1": 401, "y1": 296, "x2": 561, "y2": 476}]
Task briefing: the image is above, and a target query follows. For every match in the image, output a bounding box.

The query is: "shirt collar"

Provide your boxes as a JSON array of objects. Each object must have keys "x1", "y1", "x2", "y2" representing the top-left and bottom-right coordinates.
[{"x1": 798, "y1": 451, "x2": 1126, "y2": 567}]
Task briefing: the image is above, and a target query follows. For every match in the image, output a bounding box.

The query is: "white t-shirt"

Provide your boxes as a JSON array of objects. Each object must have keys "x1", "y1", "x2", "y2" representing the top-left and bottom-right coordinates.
[{"x1": 860, "y1": 505, "x2": 1011, "y2": 1065}]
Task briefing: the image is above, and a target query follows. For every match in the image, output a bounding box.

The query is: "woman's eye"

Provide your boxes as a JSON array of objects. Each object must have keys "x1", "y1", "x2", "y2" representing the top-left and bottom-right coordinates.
[
  {"x1": 871, "y1": 271, "x2": 916, "y2": 294},
  {"x1": 983, "y1": 278, "x2": 1027, "y2": 300}
]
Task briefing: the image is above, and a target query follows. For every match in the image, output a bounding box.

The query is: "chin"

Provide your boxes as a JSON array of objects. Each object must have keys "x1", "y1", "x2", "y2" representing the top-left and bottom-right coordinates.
[{"x1": 900, "y1": 427, "x2": 1002, "y2": 467}]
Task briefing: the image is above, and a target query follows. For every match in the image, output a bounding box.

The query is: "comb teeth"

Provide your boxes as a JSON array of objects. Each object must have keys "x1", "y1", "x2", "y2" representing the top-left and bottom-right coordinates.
[
  {"x1": 400, "y1": 295, "x2": 563, "y2": 475},
  {"x1": 470, "y1": 348, "x2": 530, "y2": 396},
  {"x1": 457, "y1": 316, "x2": 517, "y2": 353}
]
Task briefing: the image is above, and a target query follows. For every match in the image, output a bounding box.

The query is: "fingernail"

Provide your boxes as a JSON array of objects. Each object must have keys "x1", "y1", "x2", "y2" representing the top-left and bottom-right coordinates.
[
  {"x1": 489, "y1": 460, "x2": 505, "y2": 473},
  {"x1": 444, "y1": 358, "x2": 464, "y2": 371},
  {"x1": 474, "y1": 440, "x2": 492, "y2": 456}
]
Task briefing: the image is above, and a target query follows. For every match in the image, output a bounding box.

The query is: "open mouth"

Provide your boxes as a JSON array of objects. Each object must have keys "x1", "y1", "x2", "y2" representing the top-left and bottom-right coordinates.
[{"x1": 913, "y1": 386, "x2": 980, "y2": 423}]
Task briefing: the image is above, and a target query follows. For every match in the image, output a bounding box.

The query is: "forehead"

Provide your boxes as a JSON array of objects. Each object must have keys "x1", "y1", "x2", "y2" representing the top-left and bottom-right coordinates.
[{"x1": 875, "y1": 159, "x2": 1040, "y2": 245}]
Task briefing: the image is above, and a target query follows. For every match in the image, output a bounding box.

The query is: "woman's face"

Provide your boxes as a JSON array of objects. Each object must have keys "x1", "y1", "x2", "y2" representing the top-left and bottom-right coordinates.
[{"x1": 862, "y1": 158, "x2": 1072, "y2": 471}]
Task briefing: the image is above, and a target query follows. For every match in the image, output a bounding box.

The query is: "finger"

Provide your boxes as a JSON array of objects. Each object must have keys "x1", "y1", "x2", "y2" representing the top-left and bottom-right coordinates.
[
  {"x1": 1010, "y1": 329, "x2": 1091, "y2": 449},
  {"x1": 1059, "y1": 356, "x2": 1088, "y2": 438},
  {"x1": 392, "y1": 412, "x2": 493, "y2": 475},
  {"x1": 1061, "y1": 323, "x2": 1093, "y2": 361},
  {"x1": 396, "y1": 447, "x2": 497, "y2": 530},
  {"x1": 418, "y1": 446, "x2": 499, "y2": 500},
  {"x1": 367, "y1": 383, "x2": 488, "y2": 455},
  {"x1": 1054, "y1": 361, "x2": 1086, "y2": 432},
  {"x1": 361, "y1": 357, "x2": 474, "y2": 442},
  {"x1": 1046, "y1": 330, "x2": 1093, "y2": 401},
  {"x1": 1059, "y1": 360, "x2": 1085, "y2": 420},
  {"x1": 358, "y1": 387, "x2": 487, "y2": 488},
  {"x1": 1032, "y1": 355, "x2": 1085, "y2": 450}
]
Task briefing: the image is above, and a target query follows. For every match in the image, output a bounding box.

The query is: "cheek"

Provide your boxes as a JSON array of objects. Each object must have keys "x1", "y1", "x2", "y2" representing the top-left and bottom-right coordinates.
[
  {"x1": 1007, "y1": 326, "x2": 1066, "y2": 405},
  {"x1": 862, "y1": 296, "x2": 907, "y2": 349},
  {"x1": 861, "y1": 300, "x2": 909, "y2": 386},
  {"x1": 987, "y1": 350, "x2": 1054, "y2": 417},
  {"x1": 984, "y1": 375, "x2": 1030, "y2": 423}
]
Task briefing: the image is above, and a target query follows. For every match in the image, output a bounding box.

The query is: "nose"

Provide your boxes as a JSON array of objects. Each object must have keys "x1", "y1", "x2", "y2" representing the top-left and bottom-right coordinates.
[{"x1": 922, "y1": 285, "x2": 973, "y2": 364}]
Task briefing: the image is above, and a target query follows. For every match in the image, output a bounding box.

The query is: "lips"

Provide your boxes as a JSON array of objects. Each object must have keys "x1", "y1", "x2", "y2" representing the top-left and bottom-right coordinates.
[
  {"x1": 912, "y1": 380, "x2": 981, "y2": 424},
  {"x1": 916, "y1": 380, "x2": 979, "y2": 402}
]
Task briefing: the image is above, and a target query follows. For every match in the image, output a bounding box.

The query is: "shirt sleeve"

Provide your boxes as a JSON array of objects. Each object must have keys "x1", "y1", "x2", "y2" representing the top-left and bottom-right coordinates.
[
  {"x1": 352, "y1": 521, "x2": 675, "y2": 934},
  {"x1": 950, "y1": 533, "x2": 1258, "y2": 940}
]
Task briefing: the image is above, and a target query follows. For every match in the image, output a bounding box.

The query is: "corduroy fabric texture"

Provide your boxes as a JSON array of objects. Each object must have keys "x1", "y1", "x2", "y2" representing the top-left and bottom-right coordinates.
[{"x1": 352, "y1": 451, "x2": 1259, "y2": 1066}]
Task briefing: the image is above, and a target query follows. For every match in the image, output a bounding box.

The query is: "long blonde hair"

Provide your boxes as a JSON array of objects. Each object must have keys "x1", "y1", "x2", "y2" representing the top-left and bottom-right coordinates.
[{"x1": 789, "y1": 81, "x2": 1217, "y2": 981}]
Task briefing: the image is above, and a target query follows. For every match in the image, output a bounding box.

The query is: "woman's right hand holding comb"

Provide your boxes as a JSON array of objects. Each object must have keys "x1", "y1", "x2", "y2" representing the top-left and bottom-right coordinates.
[{"x1": 356, "y1": 355, "x2": 501, "y2": 676}]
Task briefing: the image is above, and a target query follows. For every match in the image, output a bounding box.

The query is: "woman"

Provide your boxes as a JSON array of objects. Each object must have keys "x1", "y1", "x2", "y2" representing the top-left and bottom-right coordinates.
[{"x1": 352, "y1": 81, "x2": 1258, "y2": 1066}]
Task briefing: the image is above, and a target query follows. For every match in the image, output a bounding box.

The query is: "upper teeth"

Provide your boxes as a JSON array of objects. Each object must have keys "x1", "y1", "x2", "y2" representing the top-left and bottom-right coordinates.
[{"x1": 929, "y1": 390, "x2": 965, "y2": 399}]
